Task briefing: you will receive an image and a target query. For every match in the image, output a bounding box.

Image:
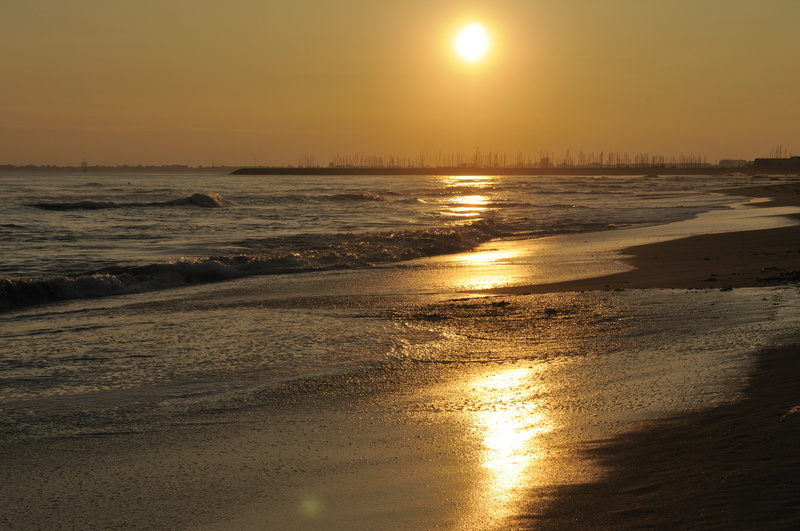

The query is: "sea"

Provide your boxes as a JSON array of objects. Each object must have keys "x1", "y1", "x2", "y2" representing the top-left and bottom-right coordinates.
[{"x1": 2, "y1": 169, "x2": 800, "y2": 441}]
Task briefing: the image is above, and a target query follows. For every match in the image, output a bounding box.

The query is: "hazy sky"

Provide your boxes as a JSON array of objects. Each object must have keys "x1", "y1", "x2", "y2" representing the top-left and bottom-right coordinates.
[{"x1": 2, "y1": 0, "x2": 799, "y2": 166}]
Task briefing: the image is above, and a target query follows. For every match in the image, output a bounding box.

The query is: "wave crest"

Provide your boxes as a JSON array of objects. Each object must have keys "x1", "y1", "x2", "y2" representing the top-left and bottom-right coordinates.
[
  {"x1": 31, "y1": 192, "x2": 225, "y2": 210},
  {"x1": 164, "y1": 193, "x2": 226, "y2": 208},
  {"x1": 1, "y1": 221, "x2": 502, "y2": 310},
  {"x1": 327, "y1": 192, "x2": 386, "y2": 202}
]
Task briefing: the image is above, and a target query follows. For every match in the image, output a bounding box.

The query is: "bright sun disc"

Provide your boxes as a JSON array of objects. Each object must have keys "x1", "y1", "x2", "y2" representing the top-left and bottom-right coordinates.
[{"x1": 454, "y1": 22, "x2": 490, "y2": 62}]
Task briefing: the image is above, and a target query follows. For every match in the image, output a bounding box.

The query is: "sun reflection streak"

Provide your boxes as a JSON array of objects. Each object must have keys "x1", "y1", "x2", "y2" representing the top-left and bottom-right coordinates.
[
  {"x1": 437, "y1": 175, "x2": 497, "y2": 219},
  {"x1": 456, "y1": 248, "x2": 518, "y2": 266},
  {"x1": 439, "y1": 246, "x2": 528, "y2": 290},
  {"x1": 441, "y1": 175, "x2": 495, "y2": 188},
  {"x1": 452, "y1": 195, "x2": 488, "y2": 206},
  {"x1": 467, "y1": 365, "x2": 553, "y2": 527}
]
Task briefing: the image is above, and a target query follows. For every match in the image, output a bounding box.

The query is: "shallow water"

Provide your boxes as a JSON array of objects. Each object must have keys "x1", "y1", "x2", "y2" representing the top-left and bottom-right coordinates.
[{"x1": 3, "y1": 256, "x2": 799, "y2": 442}]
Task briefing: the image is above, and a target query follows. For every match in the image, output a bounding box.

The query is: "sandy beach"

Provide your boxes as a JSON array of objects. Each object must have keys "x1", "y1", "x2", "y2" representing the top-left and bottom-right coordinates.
[{"x1": 2, "y1": 183, "x2": 799, "y2": 530}]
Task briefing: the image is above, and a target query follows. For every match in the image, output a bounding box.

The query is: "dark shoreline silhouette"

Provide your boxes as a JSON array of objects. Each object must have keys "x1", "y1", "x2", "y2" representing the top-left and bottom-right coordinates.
[{"x1": 231, "y1": 166, "x2": 788, "y2": 176}]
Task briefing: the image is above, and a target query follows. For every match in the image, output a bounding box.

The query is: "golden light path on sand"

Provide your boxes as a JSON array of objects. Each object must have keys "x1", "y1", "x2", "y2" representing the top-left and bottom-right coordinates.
[
  {"x1": 410, "y1": 211, "x2": 565, "y2": 528},
  {"x1": 445, "y1": 246, "x2": 530, "y2": 290},
  {"x1": 469, "y1": 365, "x2": 553, "y2": 525}
]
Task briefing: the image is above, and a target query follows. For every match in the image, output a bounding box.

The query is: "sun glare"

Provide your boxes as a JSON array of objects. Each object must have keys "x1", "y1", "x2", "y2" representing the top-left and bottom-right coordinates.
[{"x1": 454, "y1": 22, "x2": 490, "y2": 62}]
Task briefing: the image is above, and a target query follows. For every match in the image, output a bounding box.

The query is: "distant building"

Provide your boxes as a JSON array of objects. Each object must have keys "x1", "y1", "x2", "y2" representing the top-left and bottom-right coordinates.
[
  {"x1": 751, "y1": 156, "x2": 800, "y2": 169},
  {"x1": 718, "y1": 159, "x2": 748, "y2": 168}
]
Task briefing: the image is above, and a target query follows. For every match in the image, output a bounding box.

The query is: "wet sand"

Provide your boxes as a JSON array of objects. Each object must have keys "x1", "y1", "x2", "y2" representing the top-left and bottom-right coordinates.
[
  {"x1": 519, "y1": 341, "x2": 800, "y2": 530},
  {"x1": 2, "y1": 183, "x2": 799, "y2": 529},
  {"x1": 492, "y1": 183, "x2": 800, "y2": 294},
  {"x1": 0, "y1": 369, "x2": 484, "y2": 529}
]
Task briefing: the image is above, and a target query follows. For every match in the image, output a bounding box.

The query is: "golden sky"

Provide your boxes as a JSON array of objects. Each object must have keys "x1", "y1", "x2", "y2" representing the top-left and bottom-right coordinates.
[{"x1": 2, "y1": 0, "x2": 799, "y2": 166}]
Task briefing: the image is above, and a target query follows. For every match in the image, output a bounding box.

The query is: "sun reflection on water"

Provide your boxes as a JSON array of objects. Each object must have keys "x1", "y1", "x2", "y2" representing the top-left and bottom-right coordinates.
[
  {"x1": 441, "y1": 175, "x2": 496, "y2": 188},
  {"x1": 453, "y1": 195, "x2": 488, "y2": 205},
  {"x1": 457, "y1": 248, "x2": 518, "y2": 266},
  {"x1": 447, "y1": 194, "x2": 490, "y2": 218},
  {"x1": 467, "y1": 365, "x2": 553, "y2": 527},
  {"x1": 439, "y1": 175, "x2": 496, "y2": 219}
]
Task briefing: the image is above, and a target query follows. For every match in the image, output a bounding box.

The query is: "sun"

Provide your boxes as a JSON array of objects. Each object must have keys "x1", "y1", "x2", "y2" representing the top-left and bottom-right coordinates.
[{"x1": 454, "y1": 22, "x2": 490, "y2": 63}]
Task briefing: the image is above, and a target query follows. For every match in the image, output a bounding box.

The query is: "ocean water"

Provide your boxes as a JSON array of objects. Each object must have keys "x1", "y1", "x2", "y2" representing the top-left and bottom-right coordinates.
[
  {"x1": 1, "y1": 170, "x2": 799, "y2": 440},
  {"x1": 0, "y1": 170, "x2": 756, "y2": 305}
]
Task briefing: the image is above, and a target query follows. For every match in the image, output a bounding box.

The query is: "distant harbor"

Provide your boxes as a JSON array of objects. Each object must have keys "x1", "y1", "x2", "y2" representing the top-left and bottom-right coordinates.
[
  {"x1": 233, "y1": 149, "x2": 800, "y2": 176},
  {"x1": 231, "y1": 165, "x2": 793, "y2": 176}
]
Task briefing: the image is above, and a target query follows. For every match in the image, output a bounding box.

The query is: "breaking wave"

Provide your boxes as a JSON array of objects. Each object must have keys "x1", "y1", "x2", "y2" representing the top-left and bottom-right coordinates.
[
  {"x1": 31, "y1": 192, "x2": 226, "y2": 210},
  {"x1": 326, "y1": 192, "x2": 386, "y2": 202},
  {"x1": 0, "y1": 221, "x2": 501, "y2": 310}
]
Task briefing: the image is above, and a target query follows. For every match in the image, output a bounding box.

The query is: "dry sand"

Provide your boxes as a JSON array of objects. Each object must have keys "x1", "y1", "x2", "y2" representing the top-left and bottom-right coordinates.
[{"x1": 1, "y1": 183, "x2": 799, "y2": 529}]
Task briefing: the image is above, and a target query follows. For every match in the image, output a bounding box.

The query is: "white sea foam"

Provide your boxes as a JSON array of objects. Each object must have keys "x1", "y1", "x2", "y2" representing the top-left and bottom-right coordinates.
[{"x1": 0, "y1": 222, "x2": 501, "y2": 309}]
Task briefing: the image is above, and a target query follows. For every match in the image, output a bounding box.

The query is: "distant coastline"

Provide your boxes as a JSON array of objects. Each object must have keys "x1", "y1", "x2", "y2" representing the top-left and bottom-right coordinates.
[
  {"x1": 231, "y1": 166, "x2": 792, "y2": 176},
  {"x1": 0, "y1": 165, "x2": 239, "y2": 173}
]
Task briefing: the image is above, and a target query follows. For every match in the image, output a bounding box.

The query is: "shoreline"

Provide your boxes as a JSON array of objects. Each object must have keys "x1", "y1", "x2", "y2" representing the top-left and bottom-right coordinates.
[{"x1": 490, "y1": 183, "x2": 800, "y2": 294}]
